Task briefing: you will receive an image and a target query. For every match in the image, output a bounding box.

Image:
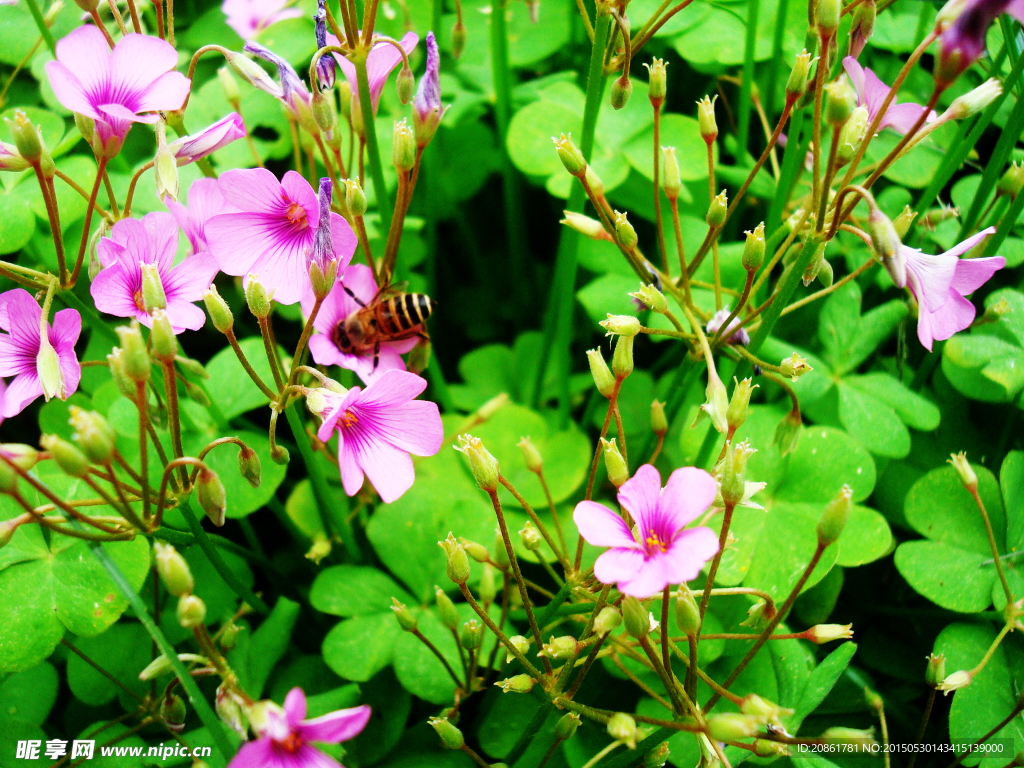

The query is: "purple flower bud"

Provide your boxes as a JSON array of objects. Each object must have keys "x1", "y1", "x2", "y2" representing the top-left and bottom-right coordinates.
[
  {"x1": 412, "y1": 32, "x2": 444, "y2": 147},
  {"x1": 245, "y1": 41, "x2": 310, "y2": 109},
  {"x1": 937, "y1": 0, "x2": 1021, "y2": 85},
  {"x1": 308, "y1": 177, "x2": 337, "y2": 298},
  {"x1": 314, "y1": 0, "x2": 336, "y2": 90}
]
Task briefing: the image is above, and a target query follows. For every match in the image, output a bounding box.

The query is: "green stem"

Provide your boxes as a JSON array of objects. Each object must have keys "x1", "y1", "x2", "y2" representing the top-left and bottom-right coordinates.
[
  {"x1": 736, "y1": 0, "x2": 761, "y2": 155},
  {"x1": 983, "y1": 181, "x2": 1024, "y2": 257},
  {"x1": 745, "y1": 236, "x2": 820, "y2": 355},
  {"x1": 355, "y1": 54, "x2": 392, "y2": 235},
  {"x1": 23, "y1": 0, "x2": 56, "y2": 56}
]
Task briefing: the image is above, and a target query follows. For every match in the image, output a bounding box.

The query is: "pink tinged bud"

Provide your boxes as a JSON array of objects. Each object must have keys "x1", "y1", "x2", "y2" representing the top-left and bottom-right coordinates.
[
  {"x1": 196, "y1": 468, "x2": 227, "y2": 527},
  {"x1": 0, "y1": 513, "x2": 33, "y2": 547},
  {"x1": 849, "y1": 0, "x2": 875, "y2": 57},
  {"x1": 238, "y1": 446, "x2": 261, "y2": 489},
  {"x1": 0, "y1": 141, "x2": 29, "y2": 172},
  {"x1": 169, "y1": 113, "x2": 246, "y2": 164},
  {"x1": 806, "y1": 623, "x2": 854, "y2": 643},
  {"x1": 0, "y1": 444, "x2": 39, "y2": 472},
  {"x1": 562, "y1": 211, "x2": 612, "y2": 241}
]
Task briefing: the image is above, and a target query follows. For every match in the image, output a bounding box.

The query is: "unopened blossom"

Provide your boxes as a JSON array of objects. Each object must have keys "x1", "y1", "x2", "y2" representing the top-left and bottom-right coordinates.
[
  {"x1": 880, "y1": 226, "x2": 1005, "y2": 350},
  {"x1": 842, "y1": 57, "x2": 936, "y2": 135},
  {"x1": 332, "y1": 31, "x2": 419, "y2": 117},
  {"x1": 573, "y1": 464, "x2": 719, "y2": 597},
  {"x1": 166, "y1": 178, "x2": 237, "y2": 255},
  {"x1": 0, "y1": 142, "x2": 29, "y2": 172},
  {"x1": 313, "y1": 0, "x2": 335, "y2": 90},
  {"x1": 205, "y1": 168, "x2": 357, "y2": 305},
  {"x1": 169, "y1": 113, "x2": 246, "y2": 164},
  {"x1": 227, "y1": 687, "x2": 370, "y2": 768},
  {"x1": 300, "y1": 265, "x2": 417, "y2": 384},
  {"x1": 315, "y1": 370, "x2": 443, "y2": 503},
  {"x1": 937, "y1": 0, "x2": 1024, "y2": 83},
  {"x1": 707, "y1": 307, "x2": 750, "y2": 345},
  {"x1": 244, "y1": 41, "x2": 312, "y2": 121},
  {"x1": 222, "y1": 0, "x2": 302, "y2": 40},
  {"x1": 45, "y1": 27, "x2": 189, "y2": 155},
  {"x1": 412, "y1": 32, "x2": 445, "y2": 146},
  {"x1": 0, "y1": 289, "x2": 81, "y2": 418},
  {"x1": 91, "y1": 212, "x2": 218, "y2": 333}
]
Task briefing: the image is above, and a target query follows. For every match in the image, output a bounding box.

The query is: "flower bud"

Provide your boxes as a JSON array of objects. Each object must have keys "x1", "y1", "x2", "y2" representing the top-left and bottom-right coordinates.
[
  {"x1": 540, "y1": 635, "x2": 577, "y2": 660},
  {"x1": 697, "y1": 95, "x2": 718, "y2": 142},
  {"x1": 849, "y1": 0, "x2": 875, "y2": 56},
  {"x1": 721, "y1": 440, "x2": 755, "y2": 507},
  {"x1": 479, "y1": 562, "x2": 497, "y2": 606},
  {"x1": 345, "y1": 179, "x2": 367, "y2": 216},
  {"x1": 161, "y1": 692, "x2": 187, "y2": 730},
  {"x1": 459, "y1": 537, "x2": 490, "y2": 563},
  {"x1": 140, "y1": 653, "x2": 201, "y2": 681},
  {"x1": 786, "y1": 50, "x2": 812, "y2": 99},
  {"x1": 516, "y1": 437, "x2": 543, "y2": 473},
  {"x1": 662, "y1": 146, "x2": 681, "y2": 200},
  {"x1": 645, "y1": 742, "x2": 671, "y2": 768},
  {"x1": 177, "y1": 594, "x2": 207, "y2": 628},
  {"x1": 925, "y1": 653, "x2": 946, "y2": 687},
  {"x1": 893, "y1": 205, "x2": 917, "y2": 237},
  {"x1": 0, "y1": 512, "x2": 32, "y2": 544},
  {"x1": 396, "y1": 64, "x2": 415, "y2": 104},
  {"x1": 225, "y1": 49, "x2": 284, "y2": 95},
  {"x1": 231, "y1": 445, "x2": 261, "y2": 490},
  {"x1": 836, "y1": 105, "x2": 868, "y2": 166},
  {"x1": 630, "y1": 283, "x2": 667, "y2": 314},
  {"x1": 594, "y1": 606, "x2": 622, "y2": 635},
  {"x1": 948, "y1": 451, "x2": 978, "y2": 491},
  {"x1": 561, "y1": 211, "x2": 612, "y2": 241},
  {"x1": 675, "y1": 589, "x2": 701, "y2": 635},
  {"x1": 601, "y1": 438, "x2": 629, "y2": 487},
  {"x1": 217, "y1": 66, "x2": 240, "y2": 105},
  {"x1": 271, "y1": 444, "x2": 290, "y2": 465},
  {"x1": 727, "y1": 379, "x2": 756, "y2": 433},
  {"x1": 439, "y1": 532, "x2": 471, "y2": 585},
  {"x1": 392, "y1": 119, "x2": 416, "y2": 172},
  {"x1": 707, "y1": 713, "x2": 763, "y2": 741},
  {"x1": 203, "y1": 286, "x2": 234, "y2": 333},
  {"x1": 610, "y1": 76, "x2": 632, "y2": 110},
  {"x1": 985, "y1": 297, "x2": 1011, "y2": 322},
  {"x1": 651, "y1": 400, "x2": 668, "y2": 435},
  {"x1": 817, "y1": 0, "x2": 840, "y2": 33},
  {"x1": 519, "y1": 521, "x2": 542, "y2": 552},
  {"x1": 154, "y1": 136, "x2": 179, "y2": 203},
  {"x1": 311, "y1": 90, "x2": 337, "y2": 138},
  {"x1": 451, "y1": 18, "x2": 467, "y2": 58},
  {"x1": 143, "y1": 311, "x2": 175, "y2": 365},
  {"x1": 429, "y1": 717, "x2": 464, "y2": 749},
  {"x1": 998, "y1": 162, "x2": 1024, "y2": 200},
  {"x1": 0, "y1": 444, "x2": 39, "y2": 472},
  {"x1": 68, "y1": 406, "x2": 116, "y2": 465},
  {"x1": 497, "y1": 674, "x2": 535, "y2": 693},
  {"x1": 806, "y1": 623, "x2": 854, "y2": 643},
  {"x1": 41, "y1": 434, "x2": 90, "y2": 478},
  {"x1": 779, "y1": 352, "x2": 812, "y2": 381},
  {"x1": 865, "y1": 204, "x2": 906, "y2": 287},
  {"x1": 742, "y1": 223, "x2": 766, "y2": 272},
  {"x1": 600, "y1": 314, "x2": 641, "y2": 338},
  {"x1": 435, "y1": 585, "x2": 460, "y2": 630},
  {"x1": 553, "y1": 133, "x2": 586, "y2": 177},
  {"x1": 621, "y1": 596, "x2": 650, "y2": 639},
  {"x1": 612, "y1": 211, "x2": 638, "y2": 250},
  {"x1": 587, "y1": 349, "x2": 616, "y2": 398},
  {"x1": 117, "y1": 324, "x2": 152, "y2": 387},
  {"x1": 706, "y1": 191, "x2": 728, "y2": 228},
  {"x1": 775, "y1": 407, "x2": 803, "y2": 458},
  {"x1": 245, "y1": 274, "x2": 273, "y2": 318},
  {"x1": 612, "y1": 335, "x2": 634, "y2": 379},
  {"x1": 506, "y1": 635, "x2": 530, "y2": 663},
  {"x1": 461, "y1": 618, "x2": 483, "y2": 650},
  {"x1": 817, "y1": 484, "x2": 852, "y2": 546},
  {"x1": 9, "y1": 110, "x2": 41, "y2": 163},
  {"x1": 938, "y1": 669, "x2": 973, "y2": 694},
  {"x1": 555, "y1": 713, "x2": 581, "y2": 740},
  {"x1": 645, "y1": 58, "x2": 667, "y2": 105},
  {"x1": 390, "y1": 598, "x2": 417, "y2": 632},
  {"x1": 945, "y1": 78, "x2": 1002, "y2": 121},
  {"x1": 607, "y1": 713, "x2": 637, "y2": 749},
  {"x1": 454, "y1": 435, "x2": 499, "y2": 492},
  {"x1": 196, "y1": 468, "x2": 227, "y2": 527},
  {"x1": 699, "y1": 369, "x2": 729, "y2": 434},
  {"x1": 754, "y1": 739, "x2": 790, "y2": 757},
  {"x1": 820, "y1": 727, "x2": 877, "y2": 747},
  {"x1": 493, "y1": 531, "x2": 511, "y2": 569},
  {"x1": 825, "y1": 80, "x2": 857, "y2": 127}
]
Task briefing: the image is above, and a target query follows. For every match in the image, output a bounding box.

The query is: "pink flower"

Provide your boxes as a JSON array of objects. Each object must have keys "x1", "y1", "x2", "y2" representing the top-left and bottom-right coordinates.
[
  {"x1": 169, "y1": 113, "x2": 246, "y2": 164},
  {"x1": 315, "y1": 370, "x2": 443, "y2": 503},
  {"x1": 91, "y1": 212, "x2": 218, "y2": 334},
  {"x1": 842, "y1": 57, "x2": 935, "y2": 135},
  {"x1": 228, "y1": 687, "x2": 370, "y2": 768},
  {"x1": 0, "y1": 289, "x2": 82, "y2": 418},
  {"x1": 45, "y1": 27, "x2": 190, "y2": 155},
  {"x1": 885, "y1": 227, "x2": 1006, "y2": 350},
  {"x1": 205, "y1": 168, "x2": 357, "y2": 306},
  {"x1": 332, "y1": 31, "x2": 418, "y2": 116},
  {"x1": 938, "y1": 0, "x2": 1024, "y2": 82},
  {"x1": 706, "y1": 307, "x2": 749, "y2": 346},
  {"x1": 222, "y1": 0, "x2": 302, "y2": 40},
  {"x1": 166, "y1": 178, "x2": 237, "y2": 255},
  {"x1": 300, "y1": 264, "x2": 417, "y2": 384},
  {"x1": 573, "y1": 464, "x2": 719, "y2": 597}
]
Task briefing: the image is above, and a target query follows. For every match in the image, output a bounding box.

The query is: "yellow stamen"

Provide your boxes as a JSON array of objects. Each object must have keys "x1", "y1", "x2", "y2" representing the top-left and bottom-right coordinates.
[{"x1": 645, "y1": 532, "x2": 667, "y2": 553}]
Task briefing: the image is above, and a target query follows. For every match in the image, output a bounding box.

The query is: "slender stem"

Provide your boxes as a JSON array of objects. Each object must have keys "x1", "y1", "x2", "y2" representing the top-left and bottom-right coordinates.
[
  {"x1": 817, "y1": 125, "x2": 842, "y2": 232},
  {"x1": 653, "y1": 105, "x2": 669, "y2": 275},
  {"x1": 458, "y1": 582, "x2": 544, "y2": 678},
  {"x1": 107, "y1": 0, "x2": 129, "y2": 36},
  {"x1": 669, "y1": 198, "x2": 693, "y2": 303},
  {"x1": 630, "y1": 0, "x2": 695, "y2": 55},
  {"x1": 907, "y1": 688, "x2": 936, "y2": 768},
  {"x1": 89, "y1": 9, "x2": 116, "y2": 46},
  {"x1": 23, "y1": 0, "x2": 55, "y2": 56},
  {"x1": 537, "y1": 469, "x2": 568, "y2": 555},
  {"x1": 859, "y1": 87, "x2": 943, "y2": 191},
  {"x1": 122, "y1": 160, "x2": 154, "y2": 219},
  {"x1": 810, "y1": 35, "x2": 829, "y2": 220},
  {"x1": 166, "y1": 0, "x2": 175, "y2": 45},
  {"x1": 124, "y1": 0, "x2": 142, "y2": 32},
  {"x1": 287, "y1": 298, "x2": 323, "y2": 387},
  {"x1": 500, "y1": 475, "x2": 568, "y2": 567},
  {"x1": 708, "y1": 144, "x2": 723, "y2": 310},
  {"x1": 161, "y1": 364, "x2": 188, "y2": 490},
  {"x1": 711, "y1": 271, "x2": 754, "y2": 347},
  {"x1": 224, "y1": 328, "x2": 277, "y2": 400},
  {"x1": 637, "y1": 635, "x2": 685, "y2": 716},
  {"x1": 948, "y1": 693, "x2": 1024, "y2": 768},
  {"x1": 258, "y1": 317, "x2": 285, "y2": 392},
  {"x1": 354, "y1": 54, "x2": 392, "y2": 234},
  {"x1": 736, "y1": 0, "x2": 760, "y2": 154},
  {"x1": 33, "y1": 165, "x2": 66, "y2": 286},
  {"x1": 782, "y1": 257, "x2": 876, "y2": 315},
  {"x1": 968, "y1": 486, "x2": 1014, "y2": 606},
  {"x1": 699, "y1": 502, "x2": 735, "y2": 624},
  {"x1": 412, "y1": 628, "x2": 463, "y2": 687},
  {"x1": 152, "y1": 0, "x2": 164, "y2": 37}
]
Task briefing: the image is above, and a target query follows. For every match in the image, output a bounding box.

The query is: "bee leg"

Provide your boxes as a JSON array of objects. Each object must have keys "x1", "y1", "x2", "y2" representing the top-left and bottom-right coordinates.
[
  {"x1": 341, "y1": 283, "x2": 367, "y2": 308},
  {"x1": 373, "y1": 341, "x2": 381, "y2": 371}
]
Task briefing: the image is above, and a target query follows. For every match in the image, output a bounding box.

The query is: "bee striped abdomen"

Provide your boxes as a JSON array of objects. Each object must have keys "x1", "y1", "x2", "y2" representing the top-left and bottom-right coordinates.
[{"x1": 378, "y1": 293, "x2": 434, "y2": 335}]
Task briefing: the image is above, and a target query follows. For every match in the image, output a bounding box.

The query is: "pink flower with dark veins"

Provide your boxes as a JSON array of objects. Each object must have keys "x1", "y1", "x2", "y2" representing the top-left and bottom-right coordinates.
[
  {"x1": 166, "y1": 178, "x2": 238, "y2": 255},
  {"x1": 205, "y1": 168, "x2": 357, "y2": 306},
  {"x1": 227, "y1": 687, "x2": 370, "y2": 768},
  {"x1": 331, "y1": 31, "x2": 419, "y2": 117},
  {"x1": 300, "y1": 264, "x2": 417, "y2": 384},
  {"x1": 0, "y1": 289, "x2": 81, "y2": 418},
  {"x1": 574, "y1": 464, "x2": 720, "y2": 597},
  {"x1": 842, "y1": 57, "x2": 936, "y2": 135},
  {"x1": 45, "y1": 26, "x2": 190, "y2": 156},
  {"x1": 222, "y1": 0, "x2": 302, "y2": 40},
  {"x1": 314, "y1": 370, "x2": 443, "y2": 503},
  {"x1": 91, "y1": 212, "x2": 219, "y2": 334}
]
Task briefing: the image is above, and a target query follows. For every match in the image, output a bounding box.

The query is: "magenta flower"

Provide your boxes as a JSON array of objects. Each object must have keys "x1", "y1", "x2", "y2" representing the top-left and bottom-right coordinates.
[
  {"x1": 205, "y1": 168, "x2": 356, "y2": 306},
  {"x1": 938, "y1": 0, "x2": 1024, "y2": 82},
  {"x1": 332, "y1": 31, "x2": 419, "y2": 116},
  {"x1": 842, "y1": 57, "x2": 935, "y2": 135},
  {"x1": 707, "y1": 307, "x2": 750, "y2": 346},
  {"x1": 882, "y1": 226, "x2": 1006, "y2": 350},
  {"x1": 228, "y1": 687, "x2": 370, "y2": 768},
  {"x1": 222, "y1": 0, "x2": 302, "y2": 40},
  {"x1": 300, "y1": 264, "x2": 417, "y2": 384},
  {"x1": 169, "y1": 113, "x2": 246, "y2": 164},
  {"x1": 166, "y1": 178, "x2": 237, "y2": 255},
  {"x1": 315, "y1": 370, "x2": 443, "y2": 503},
  {"x1": 0, "y1": 289, "x2": 82, "y2": 418},
  {"x1": 45, "y1": 27, "x2": 189, "y2": 155},
  {"x1": 91, "y1": 212, "x2": 219, "y2": 334},
  {"x1": 573, "y1": 464, "x2": 720, "y2": 597}
]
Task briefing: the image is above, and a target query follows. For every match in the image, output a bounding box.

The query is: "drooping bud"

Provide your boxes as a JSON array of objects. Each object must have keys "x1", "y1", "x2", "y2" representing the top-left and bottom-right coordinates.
[
  {"x1": 555, "y1": 713, "x2": 581, "y2": 740},
  {"x1": 610, "y1": 76, "x2": 633, "y2": 110},
  {"x1": 998, "y1": 162, "x2": 1024, "y2": 200},
  {"x1": 392, "y1": 119, "x2": 416, "y2": 172},
  {"x1": 496, "y1": 674, "x2": 535, "y2": 693},
  {"x1": 238, "y1": 445, "x2": 262, "y2": 489},
  {"x1": 706, "y1": 191, "x2": 728, "y2": 228},
  {"x1": 740, "y1": 694, "x2": 794, "y2": 725},
  {"x1": 849, "y1": 0, "x2": 875, "y2": 56},
  {"x1": 313, "y1": 0, "x2": 336, "y2": 90},
  {"x1": 587, "y1": 349, "x2": 616, "y2": 398},
  {"x1": 459, "y1": 537, "x2": 490, "y2": 563},
  {"x1": 224, "y1": 50, "x2": 284, "y2": 98},
  {"x1": 429, "y1": 718, "x2": 465, "y2": 750},
  {"x1": 196, "y1": 468, "x2": 227, "y2": 527},
  {"x1": 675, "y1": 589, "x2": 701, "y2": 635},
  {"x1": 161, "y1": 693, "x2": 187, "y2": 730},
  {"x1": 645, "y1": 58, "x2": 667, "y2": 106},
  {"x1": 519, "y1": 521, "x2": 542, "y2": 552},
  {"x1": 177, "y1": 594, "x2": 207, "y2": 628},
  {"x1": 787, "y1": 50, "x2": 813, "y2": 100},
  {"x1": 817, "y1": 0, "x2": 841, "y2": 34},
  {"x1": 806, "y1": 623, "x2": 854, "y2": 643},
  {"x1": 661, "y1": 146, "x2": 681, "y2": 200},
  {"x1": 553, "y1": 133, "x2": 586, "y2": 177},
  {"x1": 948, "y1": 452, "x2": 978, "y2": 491},
  {"x1": 36, "y1": 332, "x2": 66, "y2": 403},
  {"x1": 601, "y1": 438, "x2": 629, "y2": 487},
  {"x1": 516, "y1": 437, "x2": 543, "y2": 473},
  {"x1": 865, "y1": 203, "x2": 906, "y2": 287},
  {"x1": 391, "y1": 598, "x2": 417, "y2": 631},
  {"x1": 774, "y1": 407, "x2": 802, "y2": 456},
  {"x1": 435, "y1": 585, "x2": 460, "y2": 631},
  {"x1": 593, "y1": 606, "x2": 622, "y2": 635},
  {"x1": 41, "y1": 434, "x2": 90, "y2": 478},
  {"x1": 697, "y1": 95, "x2": 718, "y2": 142},
  {"x1": 779, "y1": 352, "x2": 812, "y2": 381},
  {"x1": 707, "y1": 713, "x2": 763, "y2": 741},
  {"x1": 454, "y1": 435, "x2": 500, "y2": 492},
  {"x1": 439, "y1": 532, "x2": 471, "y2": 584},
  {"x1": 451, "y1": 20, "x2": 467, "y2": 59},
  {"x1": 621, "y1": 596, "x2": 650, "y2": 639},
  {"x1": 607, "y1": 713, "x2": 637, "y2": 749},
  {"x1": 825, "y1": 79, "x2": 857, "y2": 127},
  {"x1": 204, "y1": 286, "x2": 234, "y2": 333},
  {"x1": 817, "y1": 484, "x2": 853, "y2": 546},
  {"x1": 630, "y1": 283, "x2": 668, "y2": 313},
  {"x1": 938, "y1": 669, "x2": 973, "y2": 694},
  {"x1": 154, "y1": 120, "x2": 179, "y2": 202},
  {"x1": 562, "y1": 211, "x2": 612, "y2": 241},
  {"x1": 753, "y1": 740, "x2": 790, "y2": 758},
  {"x1": 0, "y1": 444, "x2": 39, "y2": 472},
  {"x1": 245, "y1": 274, "x2": 273, "y2": 318},
  {"x1": 311, "y1": 90, "x2": 337, "y2": 138},
  {"x1": 154, "y1": 542, "x2": 194, "y2": 597},
  {"x1": 140, "y1": 653, "x2": 205, "y2": 681}
]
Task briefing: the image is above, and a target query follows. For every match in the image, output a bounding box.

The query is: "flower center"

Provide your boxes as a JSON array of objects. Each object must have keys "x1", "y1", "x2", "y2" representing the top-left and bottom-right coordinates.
[
  {"x1": 133, "y1": 290, "x2": 146, "y2": 313},
  {"x1": 284, "y1": 199, "x2": 307, "y2": 229},
  {"x1": 279, "y1": 732, "x2": 303, "y2": 753},
  {"x1": 645, "y1": 531, "x2": 668, "y2": 553},
  {"x1": 341, "y1": 409, "x2": 358, "y2": 429}
]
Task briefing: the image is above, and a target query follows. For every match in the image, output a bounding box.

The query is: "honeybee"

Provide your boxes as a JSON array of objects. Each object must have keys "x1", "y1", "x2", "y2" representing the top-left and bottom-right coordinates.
[{"x1": 332, "y1": 280, "x2": 436, "y2": 371}]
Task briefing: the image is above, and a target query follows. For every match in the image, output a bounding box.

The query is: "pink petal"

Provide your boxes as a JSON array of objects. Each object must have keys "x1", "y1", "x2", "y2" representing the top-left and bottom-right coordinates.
[
  {"x1": 165, "y1": 252, "x2": 219, "y2": 301},
  {"x1": 280, "y1": 170, "x2": 319, "y2": 227},
  {"x1": 0, "y1": 372, "x2": 42, "y2": 418},
  {"x1": 940, "y1": 227, "x2": 994, "y2": 260},
  {"x1": 161, "y1": 301, "x2": 208, "y2": 333},
  {"x1": 660, "y1": 467, "x2": 718, "y2": 530},
  {"x1": 918, "y1": 291, "x2": 978, "y2": 349},
  {"x1": 51, "y1": 308, "x2": 82, "y2": 356},
  {"x1": 860, "y1": 66, "x2": 892, "y2": 119},
  {"x1": 284, "y1": 687, "x2": 307, "y2": 724},
  {"x1": 245, "y1": 243, "x2": 312, "y2": 306},
  {"x1": 90, "y1": 262, "x2": 142, "y2": 320},
  {"x1": 336, "y1": 429, "x2": 366, "y2": 497},
  {"x1": 879, "y1": 102, "x2": 932, "y2": 135},
  {"x1": 658, "y1": 528, "x2": 720, "y2": 584},
  {"x1": 951, "y1": 255, "x2": 1005, "y2": 295},
  {"x1": 110, "y1": 33, "x2": 180, "y2": 98},
  {"x1": 52, "y1": 26, "x2": 111, "y2": 102},
  {"x1": 329, "y1": 212, "x2": 358, "y2": 266},
  {"x1": 573, "y1": 500, "x2": 639, "y2": 549},
  {"x1": 299, "y1": 704, "x2": 371, "y2": 744},
  {"x1": 44, "y1": 61, "x2": 99, "y2": 118},
  {"x1": 593, "y1": 547, "x2": 648, "y2": 591},
  {"x1": 0, "y1": 289, "x2": 42, "y2": 341},
  {"x1": 356, "y1": 369, "x2": 427, "y2": 408},
  {"x1": 904, "y1": 248, "x2": 958, "y2": 315},
  {"x1": 842, "y1": 57, "x2": 866, "y2": 104},
  {"x1": 134, "y1": 69, "x2": 190, "y2": 115},
  {"x1": 141, "y1": 211, "x2": 181, "y2": 269},
  {"x1": 287, "y1": 744, "x2": 342, "y2": 768},
  {"x1": 308, "y1": 335, "x2": 347, "y2": 367},
  {"x1": 351, "y1": 434, "x2": 414, "y2": 503},
  {"x1": 344, "y1": 344, "x2": 409, "y2": 385},
  {"x1": 363, "y1": 399, "x2": 442, "y2": 456},
  {"x1": 217, "y1": 168, "x2": 287, "y2": 215},
  {"x1": 616, "y1": 464, "x2": 662, "y2": 534},
  {"x1": 226, "y1": 737, "x2": 276, "y2": 768}
]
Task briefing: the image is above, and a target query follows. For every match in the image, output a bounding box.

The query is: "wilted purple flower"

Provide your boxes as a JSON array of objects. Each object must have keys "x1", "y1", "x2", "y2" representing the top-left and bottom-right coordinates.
[
  {"x1": 573, "y1": 464, "x2": 720, "y2": 597},
  {"x1": 843, "y1": 57, "x2": 935, "y2": 135},
  {"x1": 332, "y1": 31, "x2": 419, "y2": 117},
  {"x1": 244, "y1": 41, "x2": 312, "y2": 118},
  {"x1": 169, "y1": 113, "x2": 246, "y2": 164},
  {"x1": 45, "y1": 27, "x2": 190, "y2": 156},
  {"x1": 937, "y1": 0, "x2": 1024, "y2": 83},
  {"x1": 91, "y1": 212, "x2": 218, "y2": 334},
  {"x1": 412, "y1": 32, "x2": 445, "y2": 146},
  {"x1": 227, "y1": 687, "x2": 370, "y2": 768},
  {"x1": 707, "y1": 308, "x2": 750, "y2": 345},
  {"x1": 205, "y1": 169, "x2": 357, "y2": 306},
  {"x1": 0, "y1": 289, "x2": 82, "y2": 418},
  {"x1": 313, "y1": 0, "x2": 336, "y2": 90},
  {"x1": 222, "y1": 0, "x2": 302, "y2": 40}
]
